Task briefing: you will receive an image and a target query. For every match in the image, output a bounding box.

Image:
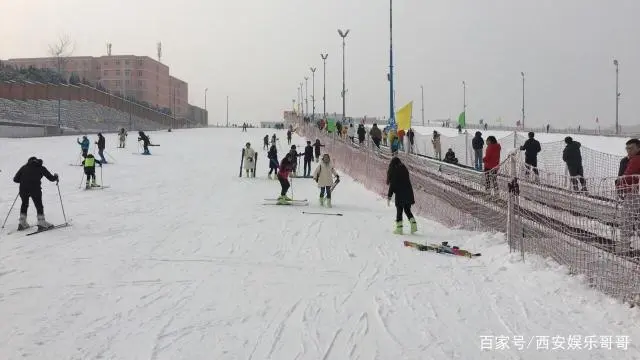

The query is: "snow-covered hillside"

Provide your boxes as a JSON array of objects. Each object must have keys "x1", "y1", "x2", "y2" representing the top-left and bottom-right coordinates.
[{"x1": 0, "y1": 128, "x2": 638, "y2": 359}]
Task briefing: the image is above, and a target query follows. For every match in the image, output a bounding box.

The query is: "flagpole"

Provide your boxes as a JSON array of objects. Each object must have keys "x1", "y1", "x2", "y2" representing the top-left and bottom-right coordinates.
[{"x1": 388, "y1": 0, "x2": 395, "y2": 129}]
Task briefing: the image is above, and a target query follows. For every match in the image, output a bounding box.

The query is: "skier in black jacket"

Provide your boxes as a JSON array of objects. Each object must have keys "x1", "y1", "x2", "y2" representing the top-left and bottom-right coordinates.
[
  {"x1": 138, "y1": 131, "x2": 152, "y2": 155},
  {"x1": 386, "y1": 157, "x2": 417, "y2": 234},
  {"x1": 95, "y1": 132, "x2": 107, "y2": 164},
  {"x1": 357, "y1": 124, "x2": 366, "y2": 144},
  {"x1": 313, "y1": 139, "x2": 324, "y2": 162},
  {"x1": 303, "y1": 141, "x2": 314, "y2": 177},
  {"x1": 267, "y1": 144, "x2": 279, "y2": 179},
  {"x1": 471, "y1": 132, "x2": 484, "y2": 170},
  {"x1": 562, "y1": 136, "x2": 587, "y2": 191},
  {"x1": 13, "y1": 157, "x2": 59, "y2": 231},
  {"x1": 519, "y1": 132, "x2": 541, "y2": 178}
]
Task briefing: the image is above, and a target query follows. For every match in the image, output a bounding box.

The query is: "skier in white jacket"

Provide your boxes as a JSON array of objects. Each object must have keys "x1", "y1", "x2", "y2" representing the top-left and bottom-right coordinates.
[
  {"x1": 347, "y1": 123, "x2": 356, "y2": 143},
  {"x1": 243, "y1": 142, "x2": 256, "y2": 177},
  {"x1": 313, "y1": 153, "x2": 339, "y2": 207}
]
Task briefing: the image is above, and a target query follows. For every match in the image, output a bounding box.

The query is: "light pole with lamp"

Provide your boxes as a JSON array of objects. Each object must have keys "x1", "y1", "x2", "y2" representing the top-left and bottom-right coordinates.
[
  {"x1": 614, "y1": 59, "x2": 620, "y2": 134},
  {"x1": 321, "y1": 53, "x2": 328, "y2": 120},
  {"x1": 338, "y1": 29, "x2": 350, "y2": 121},
  {"x1": 304, "y1": 76, "x2": 309, "y2": 117},
  {"x1": 310, "y1": 67, "x2": 316, "y2": 121},
  {"x1": 388, "y1": 0, "x2": 395, "y2": 128},
  {"x1": 521, "y1": 72, "x2": 525, "y2": 129}
]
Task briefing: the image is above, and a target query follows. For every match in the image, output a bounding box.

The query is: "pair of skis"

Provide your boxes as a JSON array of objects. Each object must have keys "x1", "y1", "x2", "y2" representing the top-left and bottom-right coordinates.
[
  {"x1": 8, "y1": 222, "x2": 71, "y2": 236},
  {"x1": 404, "y1": 240, "x2": 481, "y2": 258},
  {"x1": 263, "y1": 198, "x2": 308, "y2": 206}
]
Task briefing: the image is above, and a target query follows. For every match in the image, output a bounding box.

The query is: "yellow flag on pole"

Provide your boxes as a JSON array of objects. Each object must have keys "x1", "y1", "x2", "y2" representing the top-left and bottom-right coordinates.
[{"x1": 395, "y1": 101, "x2": 413, "y2": 131}]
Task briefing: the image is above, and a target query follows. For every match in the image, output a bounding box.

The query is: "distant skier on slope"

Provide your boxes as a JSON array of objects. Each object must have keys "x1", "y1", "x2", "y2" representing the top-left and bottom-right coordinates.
[
  {"x1": 386, "y1": 156, "x2": 417, "y2": 234},
  {"x1": 82, "y1": 154, "x2": 102, "y2": 189},
  {"x1": 77, "y1": 136, "x2": 90, "y2": 158},
  {"x1": 263, "y1": 135, "x2": 269, "y2": 150},
  {"x1": 313, "y1": 139, "x2": 324, "y2": 162},
  {"x1": 276, "y1": 152, "x2": 296, "y2": 204},
  {"x1": 313, "y1": 153, "x2": 339, "y2": 208},
  {"x1": 13, "y1": 157, "x2": 59, "y2": 231},
  {"x1": 118, "y1": 128, "x2": 128, "y2": 148},
  {"x1": 287, "y1": 129, "x2": 292, "y2": 145},
  {"x1": 243, "y1": 142, "x2": 256, "y2": 177},
  {"x1": 95, "y1": 133, "x2": 107, "y2": 164},
  {"x1": 267, "y1": 144, "x2": 279, "y2": 179}
]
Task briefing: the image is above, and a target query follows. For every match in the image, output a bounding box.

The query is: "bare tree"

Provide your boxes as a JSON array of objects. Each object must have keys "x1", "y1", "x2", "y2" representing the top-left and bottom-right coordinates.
[{"x1": 48, "y1": 34, "x2": 75, "y2": 82}]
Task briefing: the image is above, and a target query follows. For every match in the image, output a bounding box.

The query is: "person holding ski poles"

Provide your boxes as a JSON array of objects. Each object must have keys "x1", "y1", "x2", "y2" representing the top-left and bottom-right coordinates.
[
  {"x1": 276, "y1": 153, "x2": 296, "y2": 204},
  {"x1": 386, "y1": 156, "x2": 417, "y2": 234},
  {"x1": 267, "y1": 144, "x2": 279, "y2": 179},
  {"x1": 13, "y1": 157, "x2": 59, "y2": 231},
  {"x1": 138, "y1": 131, "x2": 152, "y2": 155},
  {"x1": 82, "y1": 154, "x2": 102, "y2": 189},
  {"x1": 313, "y1": 153, "x2": 339, "y2": 208}
]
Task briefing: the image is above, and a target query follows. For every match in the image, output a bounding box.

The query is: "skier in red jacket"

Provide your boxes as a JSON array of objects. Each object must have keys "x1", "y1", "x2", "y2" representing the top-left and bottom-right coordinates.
[
  {"x1": 276, "y1": 153, "x2": 296, "y2": 204},
  {"x1": 483, "y1": 136, "x2": 501, "y2": 191}
]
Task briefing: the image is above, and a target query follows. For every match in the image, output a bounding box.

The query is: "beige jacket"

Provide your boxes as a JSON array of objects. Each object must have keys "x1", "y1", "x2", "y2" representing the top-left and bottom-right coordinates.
[
  {"x1": 313, "y1": 161, "x2": 338, "y2": 187},
  {"x1": 243, "y1": 147, "x2": 256, "y2": 169}
]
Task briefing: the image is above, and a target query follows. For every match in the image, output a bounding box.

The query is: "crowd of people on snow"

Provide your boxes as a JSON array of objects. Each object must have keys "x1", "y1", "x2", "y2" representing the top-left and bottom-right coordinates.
[{"x1": 9, "y1": 128, "x2": 159, "y2": 232}]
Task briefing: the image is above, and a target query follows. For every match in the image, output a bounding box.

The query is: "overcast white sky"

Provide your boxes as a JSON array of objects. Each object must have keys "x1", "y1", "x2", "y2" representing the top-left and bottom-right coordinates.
[{"x1": 2, "y1": 0, "x2": 639, "y2": 128}]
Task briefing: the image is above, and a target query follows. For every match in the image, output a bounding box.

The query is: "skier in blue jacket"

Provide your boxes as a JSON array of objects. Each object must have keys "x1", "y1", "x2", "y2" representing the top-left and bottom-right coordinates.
[{"x1": 77, "y1": 136, "x2": 90, "y2": 158}]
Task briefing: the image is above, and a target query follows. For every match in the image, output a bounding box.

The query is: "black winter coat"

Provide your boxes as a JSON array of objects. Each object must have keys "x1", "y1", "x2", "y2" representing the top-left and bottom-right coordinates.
[
  {"x1": 562, "y1": 141, "x2": 582, "y2": 168},
  {"x1": 97, "y1": 135, "x2": 106, "y2": 150},
  {"x1": 519, "y1": 138, "x2": 541, "y2": 162},
  {"x1": 619, "y1": 157, "x2": 630, "y2": 176},
  {"x1": 304, "y1": 145, "x2": 314, "y2": 160},
  {"x1": 138, "y1": 133, "x2": 150, "y2": 146},
  {"x1": 13, "y1": 158, "x2": 57, "y2": 193},
  {"x1": 357, "y1": 126, "x2": 366, "y2": 139},
  {"x1": 472, "y1": 135, "x2": 484, "y2": 150},
  {"x1": 387, "y1": 163, "x2": 415, "y2": 206}
]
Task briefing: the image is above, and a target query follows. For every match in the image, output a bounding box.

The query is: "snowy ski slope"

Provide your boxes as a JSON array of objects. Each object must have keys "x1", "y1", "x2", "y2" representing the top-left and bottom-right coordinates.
[{"x1": 1, "y1": 128, "x2": 639, "y2": 359}]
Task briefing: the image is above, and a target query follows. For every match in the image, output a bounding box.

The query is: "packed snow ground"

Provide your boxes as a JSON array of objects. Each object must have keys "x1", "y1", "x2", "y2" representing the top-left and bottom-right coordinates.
[{"x1": 1, "y1": 128, "x2": 639, "y2": 360}]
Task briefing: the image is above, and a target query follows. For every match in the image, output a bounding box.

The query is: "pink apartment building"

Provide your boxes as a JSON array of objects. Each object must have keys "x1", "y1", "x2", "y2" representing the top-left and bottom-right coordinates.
[{"x1": 6, "y1": 55, "x2": 189, "y2": 118}]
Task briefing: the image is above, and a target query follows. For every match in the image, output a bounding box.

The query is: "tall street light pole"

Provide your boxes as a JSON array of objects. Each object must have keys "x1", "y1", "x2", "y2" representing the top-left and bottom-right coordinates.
[
  {"x1": 388, "y1": 0, "x2": 395, "y2": 128},
  {"x1": 462, "y1": 80, "x2": 467, "y2": 115},
  {"x1": 521, "y1": 72, "x2": 525, "y2": 129},
  {"x1": 614, "y1": 59, "x2": 620, "y2": 134},
  {"x1": 338, "y1": 29, "x2": 350, "y2": 122},
  {"x1": 226, "y1": 96, "x2": 229, "y2": 127},
  {"x1": 321, "y1": 53, "x2": 328, "y2": 120},
  {"x1": 204, "y1": 88, "x2": 208, "y2": 110},
  {"x1": 420, "y1": 85, "x2": 424, "y2": 126},
  {"x1": 304, "y1": 76, "x2": 309, "y2": 117},
  {"x1": 299, "y1": 82, "x2": 304, "y2": 115},
  {"x1": 310, "y1": 67, "x2": 316, "y2": 121}
]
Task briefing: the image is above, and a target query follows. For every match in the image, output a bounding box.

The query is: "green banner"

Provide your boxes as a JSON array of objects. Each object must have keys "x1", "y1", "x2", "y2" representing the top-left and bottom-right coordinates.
[
  {"x1": 326, "y1": 118, "x2": 336, "y2": 132},
  {"x1": 458, "y1": 111, "x2": 466, "y2": 127}
]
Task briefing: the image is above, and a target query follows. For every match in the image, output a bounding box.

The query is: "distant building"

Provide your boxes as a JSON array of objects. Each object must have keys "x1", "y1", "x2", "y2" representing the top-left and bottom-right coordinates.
[
  {"x1": 6, "y1": 55, "x2": 189, "y2": 119},
  {"x1": 260, "y1": 121, "x2": 284, "y2": 129}
]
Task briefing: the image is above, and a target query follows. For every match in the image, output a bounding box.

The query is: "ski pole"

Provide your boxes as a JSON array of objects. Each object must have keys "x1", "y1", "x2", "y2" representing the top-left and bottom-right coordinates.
[
  {"x1": 1, "y1": 193, "x2": 19, "y2": 229},
  {"x1": 78, "y1": 170, "x2": 86, "y2": 189},
  {"x1": 105, "y1": 151, "x2": 117, "y2": 163},
  {"x1": 56, "y1": 182, "x2": 68, "y2": 224},
  {"x1": 100, "y1": 165, "x2": 103, "y2": 186}
]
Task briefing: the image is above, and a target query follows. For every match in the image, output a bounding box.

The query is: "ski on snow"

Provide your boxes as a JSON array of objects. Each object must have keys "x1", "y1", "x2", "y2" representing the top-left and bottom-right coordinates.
[
  {"x1": 404, "y1": 240, "x2": 481, "y2": 258},
  {"x1": 263, "y1": 198, "x2": 308, "y2": 206},
  {"x1": 26, "y1": 223, "x2": 71, "y2": 236},
  {"x1": 302, "y1": 211, "x2": 343, "y2": 216}
]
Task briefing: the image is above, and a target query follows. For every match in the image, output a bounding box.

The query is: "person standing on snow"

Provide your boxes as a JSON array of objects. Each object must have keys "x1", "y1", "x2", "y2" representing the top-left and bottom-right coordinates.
[
  {"x1": 77, "y1": 136, "x2": 90, "y2": 158},
  {"x1": 472, "y1": 131, "x2": 484, "y2": 170},
  {"x1": 519, "y1": 132, "x2": 541, "y2": 179},
  {"x1": 267, "y1": 144, "x2": 279, "y2": 179},
  {"x1": 483, "y1": 136, "x2": 501, "y2": 191},
  {"x1": 616, "y1": 138, "x2": 640, "y2": 250},
  {"x1": 562, "y1": 136, "x2": 586, "y2": 191},
  {"x1": 357, "y1": 124, "x2": 366, "y2": 144},
  {"x1": 263, "y1": 135, "x2": 269, "y2": 150},
  {"x1": 13, "y1": 157, "x2": 59, "y2": 231},
  {"x1": 82, "y1": 153, "x2": 102, "y2": 189},
  {"x1": 313, "y1": 153, "x2": 339, "y2": 208},
  {"x1": 276, "y1": 152, "x2": 296, "y2": 204},
  {"x1": 369, "y1": 123, "x2": 382, "y2": 149},
  {"x1": 386, "y1": 157, "x2": 417, "y2": 234},
  {"x1": 347, "y1": 123, "x2": 356, "y2": 143},
  {"x1": 313, "y1": 139, "x2": 324, "y2": 162},
  {"x1": 271, "y1": 133, "x2": 277, "y2": 147},
  {"x1": 287, "y1": 129, "x2": 292, "y2": 145},
  {"x1": 243, "y1": 142, "x2": 256, "y2": 177},
  {"x1": 95, "y1": 133, "x2": 108, "y2": 164},
  {"x1": 118, "y1": 128, "x2": 127, "y2": 148},
  {"x1": 303, "y1": 141, "x2": 314, "y2": 177},
  {"x1": 432, "y1": 130, "x2": 442, "y2": 160}
]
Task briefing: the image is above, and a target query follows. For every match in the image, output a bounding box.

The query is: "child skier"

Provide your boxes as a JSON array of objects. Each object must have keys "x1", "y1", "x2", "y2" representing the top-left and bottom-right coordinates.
[
  {"x1": 386, "y1": 156, "x2": 417, "y2": 234},
  {"x1": 243, "y1": 142, "x2": 256, "y2": 177},
  {"x1": 313, "y1": 154, "x2": 340, "y2": 207},
  {"x1": 313, "y1": 139, "x2": 324, "y2": 162},
  {"x1": 276, "y1": 153, "x2": 296, "y2": 204},
  {"x1": 82, "y1": 154, "x2": 102, "y2": 189},
  {"x1": 13, "y1": 157, "x2": 59, "y2": 231},
  {"x1": 303, "y1": 141, "x2": 314, "y2": 177},
  {"x1": 267, "y1": 144, "x2": 279, "y2": 179},
  {"x1": 95, "y1": 133, "x2": 107, "y2": 163},
  {"x1": 77, "y1": 136, "x2": 90, "y2": 158}
]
